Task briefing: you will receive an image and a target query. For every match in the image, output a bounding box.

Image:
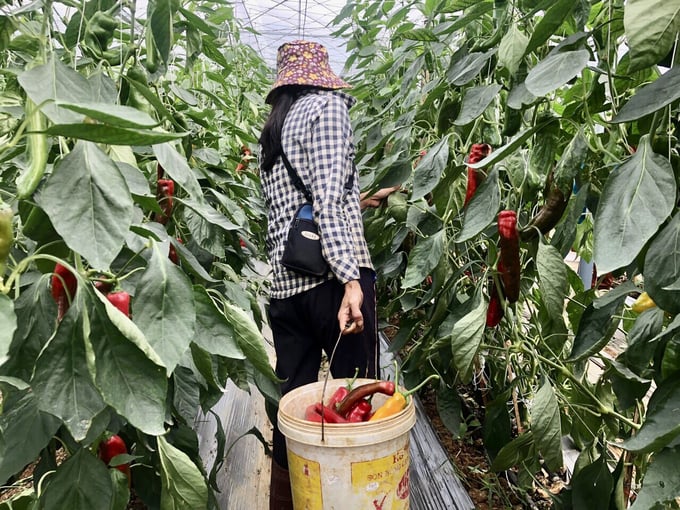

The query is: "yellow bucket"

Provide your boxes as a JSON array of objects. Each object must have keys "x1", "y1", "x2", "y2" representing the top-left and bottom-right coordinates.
[{"x1": 277, "y1": 378, "x2": 416, "y2": 510}]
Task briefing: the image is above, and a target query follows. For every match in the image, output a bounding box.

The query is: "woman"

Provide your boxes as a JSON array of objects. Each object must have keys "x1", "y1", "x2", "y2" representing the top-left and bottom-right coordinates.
[{"x1": 258, "y1": 40, "x2": 378, "y2": 509}]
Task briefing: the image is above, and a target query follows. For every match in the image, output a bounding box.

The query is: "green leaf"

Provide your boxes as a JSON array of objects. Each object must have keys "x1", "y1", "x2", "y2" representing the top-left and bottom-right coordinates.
[
  {"x1": 153, "y1": 143, "x2": 203, "y2": 199},
  {"x1": 643, "y1": 210, "x2": 680, "y2": 314},
  {"x1": 109, "y1": 470, "x2": 131, "y2": 510},
  {"x1": 458, "y1": 167, "x2": 500, "y2": 242},
  {"x1": 402, "y1": 230, "x2": 445, "y2": 288},
  {"x1": 0, "y1": 388, "x2": 60, "y2": 485},
  {"x1": 571, "y1": 456, "x2": 614, "y2": 510},
  {"x1": 46, "y1": 123, "x2": 185, "y2": 145},
  {"x1": 0, "y1": 294, "x2": 16, "y2": 365},
  {"x1": 630, "y1": 447, "x2": 680, "y2": 510},
  {"x1": 498, "y1": 24, "x2": 529, "y2": 75},
  {"x1": 525, "y1": 50, "x2": 590, "y2": 97},
  {"x1": 445, "y1": 50, "x2": 496, "y2": 86},
  {"x1": 402, "y1": 28, "x2": 439, "y2": 41},
  {"x1": 31, "y1": 306, "x2": 106, "y2": 441},
  {"x1": 525, "y1": 0, "x2": 576, "y2": 55},
  {"x1": 490, "y1": 431, "x2": 535, "y2": 471},
  {"x1": 436, "y1": 386, "x2": 463, "y2": 438},
  {"x1": 553, "y1": 130, "x2": 589, "y2": 193},
  {"x1": 133, "y1": 242, "x2": 196, "y2": 373},
  {"x1": 412, "y1": 136, "x2": 450, "y2": 200},
  {"x1": 223, "y1": 302, "x2": 278, "y2": 382},
  {"x1": 178, "y1": 198, "x2": 240, "y2": 232},
  {"x1": 613, "y1": 66, "x2": 680, "y2": 123},
  {"x1": 150, "y1": 0, "x2": 176, "y2": 66},
  {"x1": 537, "y1": 241, "x2": 568, "y2": 319},
  {"x1": 624, "y1": 0, "x2": 680, "y2": 72},
  {"x1": 18, "y1": 55, "x2": 95, "y2": 124},
  {"x1": 192, "y1": 287, "x2": 246, "y2": 360},
  {"x1": 621, "y1": 375, "x2": 680, "y2": 453},
  {"x1": 41, "y1": 448, "x2": 113, "y2": 510},
  {"x1": 449, "y1": 290, "x2": 487, "y2": 382},
  {"x1": 593, "y1": 136, "x2": 676, "y2": 274},
  {"x1": 158, "y1": 436, "x2": 208, "y2": 510},
  {"x1": 531, "y1": 381, "x2": 562, "y2": 471},
  {"x1": 568, "y1": 293, "x2": 626, "y2": 361},
  {"x1": 56, "y1": 102, "x2": 158, "y2": 128},
  {"x1": 454, "y1": 84, "x2": 502, "y2": 126},
  {"x1": 38, "y1": 141, "x2": 133, "y2": 270},
  {"x1": 88, "y1": 297, "x2": 167, "y2": 436},
  {"x1": 173, "y1": 366, "x2": 201, "y2": 425}
]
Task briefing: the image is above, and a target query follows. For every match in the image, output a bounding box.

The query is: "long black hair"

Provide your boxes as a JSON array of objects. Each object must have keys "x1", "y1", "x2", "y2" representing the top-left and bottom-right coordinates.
[{"x1": 259, "y1": 85, "x2": 314, "y2": 173}]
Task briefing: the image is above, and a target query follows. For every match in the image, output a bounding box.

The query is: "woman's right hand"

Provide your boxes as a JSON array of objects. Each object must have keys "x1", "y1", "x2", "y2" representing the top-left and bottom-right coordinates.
[{"x1": 338, "y1": 280, "x2": 363, "y2": 334}]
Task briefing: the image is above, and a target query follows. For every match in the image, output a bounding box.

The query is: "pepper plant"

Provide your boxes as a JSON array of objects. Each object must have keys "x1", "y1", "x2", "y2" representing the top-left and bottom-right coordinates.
[
  {"x1": 0, "y1": 1, "x2": 275, "y2": 508},
  {"x1": 333, "y1": 0, "x2": 680, "y2": 508}
]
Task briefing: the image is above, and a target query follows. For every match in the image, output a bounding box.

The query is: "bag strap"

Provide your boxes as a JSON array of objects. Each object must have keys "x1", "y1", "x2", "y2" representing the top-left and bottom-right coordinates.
[{"x1": 280, "y1": 150, "x2": 354, "y2": 204}]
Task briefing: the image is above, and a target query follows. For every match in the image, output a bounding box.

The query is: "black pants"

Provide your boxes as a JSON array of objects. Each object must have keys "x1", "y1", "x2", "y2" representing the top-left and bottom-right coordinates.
[{"x1": 268, "y1": 268, "x2": 378, "y2": 467}]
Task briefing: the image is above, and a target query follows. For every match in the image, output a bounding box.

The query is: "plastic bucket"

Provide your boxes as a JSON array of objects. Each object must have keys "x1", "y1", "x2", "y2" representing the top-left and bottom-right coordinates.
[{"x1": 277, "y1": 378, "x2": 416, "y2": 510}]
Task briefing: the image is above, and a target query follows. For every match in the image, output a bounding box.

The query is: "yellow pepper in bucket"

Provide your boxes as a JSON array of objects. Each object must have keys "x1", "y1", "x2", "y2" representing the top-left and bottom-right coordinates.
[{"x1": 369, "y1": 374, "x2": 439, "y2": 421}]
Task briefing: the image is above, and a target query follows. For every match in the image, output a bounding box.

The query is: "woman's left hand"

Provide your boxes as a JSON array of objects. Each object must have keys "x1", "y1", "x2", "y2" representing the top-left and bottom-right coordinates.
[{"x1": 338, "y1": 280, "x2": 363, "y2": 334}]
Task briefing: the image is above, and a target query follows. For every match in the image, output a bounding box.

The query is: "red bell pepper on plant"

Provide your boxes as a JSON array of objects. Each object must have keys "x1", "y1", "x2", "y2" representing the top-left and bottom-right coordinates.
[
  {"x1": 98, "y1": 434, "x2": 131, "y2": 482},
  {"x1": 486, "y1": 283, "x2": 504, "y2": 328},
  {"x1": 155, "y1": 178, "x2": 174, "y2": 224},
  {"x1": 497, "y1": 210, "x2": 520, "y2": 303},
  {"x1": 106, "y1": 291, "x2": 131, "y2": 318},
  {"x1": 464, "y1": 143, "x2": 492, "y2": 206},
  {"x1": 51, "y1": 263, "x2": 77, "y2": 321}
]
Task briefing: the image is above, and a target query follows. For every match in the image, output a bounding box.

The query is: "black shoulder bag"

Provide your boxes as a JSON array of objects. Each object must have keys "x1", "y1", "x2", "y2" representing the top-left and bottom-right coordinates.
[{"x1": 279, "y1": 151, "x2": 353, "y2": 277}]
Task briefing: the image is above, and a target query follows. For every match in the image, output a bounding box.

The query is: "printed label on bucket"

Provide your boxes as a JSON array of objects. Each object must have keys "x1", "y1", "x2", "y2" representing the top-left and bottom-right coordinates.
[
  {"x1": 288, "y1": 450, "x2": 323, "y2": 510},
  {"x1": 351, "y1": 445, "x2": 410, "y2": 509}
]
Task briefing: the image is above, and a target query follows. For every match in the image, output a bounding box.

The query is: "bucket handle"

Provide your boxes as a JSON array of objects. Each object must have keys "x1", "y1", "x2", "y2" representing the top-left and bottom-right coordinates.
[{"x1": 319, "y1": 320, "x2": 352, "y2": 442}]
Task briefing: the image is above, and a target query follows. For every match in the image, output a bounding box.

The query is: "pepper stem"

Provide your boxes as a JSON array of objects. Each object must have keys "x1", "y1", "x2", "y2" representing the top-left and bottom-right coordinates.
[{"x1": 401, "y1": 374, "x2": 440, "y2": 399}]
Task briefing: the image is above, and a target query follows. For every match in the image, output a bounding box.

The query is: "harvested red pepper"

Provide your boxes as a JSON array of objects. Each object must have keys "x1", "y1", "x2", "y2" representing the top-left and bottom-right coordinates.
[
  {"x1": 314, "y1": 402, "x2": 348, "y2": 423},
  {"x1": 51, "y1": 262, "x2": 77, "y2": 321},
  {"x1": 328, "y1": 386, "x2": 351, "y2": 408},
  {"x1": 347, "y1": 399, "x2": 373, "y2": 422},
  {"x1": 304, "y1": 404, "x2": 323, "y2": 423},
  {"x1": 497, "y1": 210, "x2": 520, "y2": 303},
  {"x1": 486, "y1": 282, "x2": 504, "y2": 327},
  {"x1": 98, "y1": 434, "x2": 131, "y2": 483},
  {"x1": 336, "y1": 380, "x2": 395, "y2": 416},
  {"x1": 106, "y1": 291, "x2": 131, "y2": 318},
  {"x1": 464, "y1": 143, "x2": 492, "y2": 206},
  {"x1": 369, "y1": 374, "x2": 439, "y2": 422}
]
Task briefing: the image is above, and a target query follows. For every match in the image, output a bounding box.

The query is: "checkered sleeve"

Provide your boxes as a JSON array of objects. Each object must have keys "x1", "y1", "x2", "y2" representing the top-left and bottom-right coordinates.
[{"x1": 309, "y1": 95, "x2": 360, "y2": 284}]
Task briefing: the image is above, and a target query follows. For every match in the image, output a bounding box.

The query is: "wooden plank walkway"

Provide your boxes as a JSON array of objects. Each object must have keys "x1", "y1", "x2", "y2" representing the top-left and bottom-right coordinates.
[{"x1": 194, "y1": 333, "x2": 474, "y2": 510}]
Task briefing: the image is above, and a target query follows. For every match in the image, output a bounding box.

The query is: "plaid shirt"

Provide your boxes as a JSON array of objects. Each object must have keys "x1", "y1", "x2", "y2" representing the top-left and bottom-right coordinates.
[{"x1": 260, "y1": 90, "x2": 374, "y2": 299}]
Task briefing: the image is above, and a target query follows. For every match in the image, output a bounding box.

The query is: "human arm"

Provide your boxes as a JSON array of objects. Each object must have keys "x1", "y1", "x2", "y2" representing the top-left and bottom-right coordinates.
[
  {"x1": 338, "y1": 279, "x2": 363, "y2": 334},
  {"x1": 359, "y1": 185, "x2": 401, "y2": 209}
]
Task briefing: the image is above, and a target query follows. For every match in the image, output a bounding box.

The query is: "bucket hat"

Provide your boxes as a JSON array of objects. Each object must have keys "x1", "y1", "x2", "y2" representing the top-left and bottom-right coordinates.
[{"x1": 266, "y1": 40, "x2": 351, "y2": 104}]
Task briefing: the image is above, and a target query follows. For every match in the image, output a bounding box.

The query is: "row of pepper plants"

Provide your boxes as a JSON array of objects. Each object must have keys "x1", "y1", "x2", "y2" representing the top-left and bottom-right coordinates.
[
  {"x1": 0, "y1": 1, "x2": 279, "y2": 508},
  {"x1": 332, "y1": 0, "x2": 680, "y2": 508}
]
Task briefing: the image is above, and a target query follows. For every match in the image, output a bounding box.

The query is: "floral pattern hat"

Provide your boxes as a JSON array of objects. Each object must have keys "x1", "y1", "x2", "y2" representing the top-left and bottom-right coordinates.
[{"x1": 266, "y1": 40, "x2": 351, "y2": 103}]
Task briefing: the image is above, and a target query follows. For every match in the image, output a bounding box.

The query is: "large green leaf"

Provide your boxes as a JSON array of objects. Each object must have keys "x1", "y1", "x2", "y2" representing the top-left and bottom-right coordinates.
[
  {"x1": 445, "y1": 50, "x2": 496, "y2": 86},
  {"x1": 56, "y1": 102, "x2": 158, "y2": 128},
  {"x1": 613, "y1": 66, "x2": 680, "y2": 123},
  {"x1": 149, "y1": 0, "x2": 177, "y2": 66},
  {"x1": 624, "y1": 0, "x2": 680, "y2": 72},
  {"x1": 490, "y1": 431, "x2": 535, "y2": 471},
  {"x1": 458, "y1": 168, "x2": 500, "y2": 242},
  {"x1": 0, "y1": 294, "x2": 16, "y2": 365},
  {"x1": 178, "y1": 198, "x2": 240, "y2": 232},
  {"x1": 38, "y1": 141, "x2": 133, "y2": 270},
  {"x1": 571, "y1": 456, "x2": 614, "y2": 510},
  {"x1": 412, "y1": 136, "x2": 450, "y2": 200},
  {"x1": 158, "y1": 436, "x2": 208, "y2": 510},
  {"x1": 18, "y1": 56, "x2": 95, "y2": 124},
  {"x1": 630, "y1": 447, "x2": 680, "y2": 510},
  {"x1": 467, "y1": 121, "x2": 555, "y2": 169},
  {"x1": 31, "y1": 305, "x2": 106, "y2": 441},
  {"x1": 531, "y1": 381, "x2": 562, "y2": 471},
  {"x1": 223, "y1": 302, "x2": 278, "y2": 381},
  {"x1": 567, "y1": 293, "x2": 626, "y2": 361},
  {"x1": 454, "y1": 84, "x2": 502, "y2": 126},
  {"x1": 0, "y1": 386, "x2": 61, "y2": 485},
  {"x1": 88, "y1": 298, "x2": 167, "y2": 436},
  {"x1": 192, "y1": 287, "x2": 246, "y2": 360},
  {"x1": 593, "y1": 136, "x2": 676, "y2": 274},
  {"x1": 40, "y1": 448, "x2": 113, "y2": 510},
  {"x1": 525, "y1": 50, "x2": 590, "y2": 97},
  {"x1": 537, "y1": 241, "x2": 568, "y2": 319},
  {"x1": 402, "y1": 230, "x2": 445, "y2": 288},
  {"x1": 133, "y1": 242, "x2": 196, "y2": 374},
  {"x1": 525, "y1": 0, "x2": 576, "y2": 55},
  {"x1": 643, "y1": 211, "x2": 680, "y2": 314},
  {"x1": 46, "y1": 123, "x2": 184, "y2": 145},
  {"x1": 621, "y1": 374, "x2": 680, "y2": 453},
  {"x1": 498, "y1": 24, "x2": 529, "y2": 75},
  {"x1": 448, "y1": 290, "x2": 487, "y2": 382}
]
